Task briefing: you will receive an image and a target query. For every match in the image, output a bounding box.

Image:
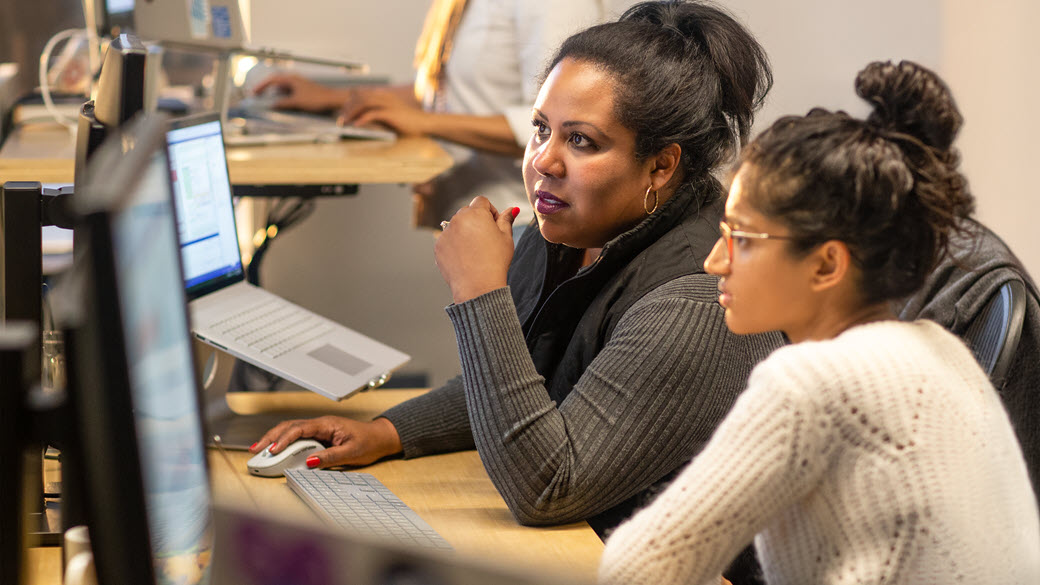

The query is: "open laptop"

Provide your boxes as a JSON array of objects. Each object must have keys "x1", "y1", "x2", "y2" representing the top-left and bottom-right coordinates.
[
  {"x1": 131, "y1": 0, "x2": 392, "y2": 146},
  {"x1": 165, "y1": 113, "x2": 409, "y2": 401},
  {"x1": 223, "y1": 105, "x2": 396, "y2": 146}
]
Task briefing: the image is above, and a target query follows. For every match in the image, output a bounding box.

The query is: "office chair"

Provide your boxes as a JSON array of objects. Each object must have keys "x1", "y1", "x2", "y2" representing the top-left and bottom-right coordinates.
[{"x1": 963, "y1": 279, "x2": 1027, "y2": 390}]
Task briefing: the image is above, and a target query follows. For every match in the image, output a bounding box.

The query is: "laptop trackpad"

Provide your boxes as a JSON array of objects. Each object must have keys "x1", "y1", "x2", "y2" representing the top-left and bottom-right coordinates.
[{"x1": 307, "y1": 344, "x2": 371, "y2": 375}]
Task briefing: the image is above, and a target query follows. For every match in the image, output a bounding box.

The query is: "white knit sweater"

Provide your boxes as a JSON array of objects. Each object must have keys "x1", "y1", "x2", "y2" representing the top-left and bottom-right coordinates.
[{"x1": 600, "y1": 320, "x2": 1040, "y2": 585}]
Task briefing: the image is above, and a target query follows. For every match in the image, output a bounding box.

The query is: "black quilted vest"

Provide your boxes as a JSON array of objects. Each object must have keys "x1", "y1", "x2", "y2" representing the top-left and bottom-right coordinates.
[{"x1": 506, "y1": 180, "x2": 724, "y2": 534}]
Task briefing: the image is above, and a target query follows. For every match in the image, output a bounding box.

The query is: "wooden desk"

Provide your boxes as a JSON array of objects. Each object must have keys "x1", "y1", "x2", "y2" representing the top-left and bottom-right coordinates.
[
  {"x1": 0, "y1": 122, "x2": 453, "y2": 185},
  {"x1": 27, "y1": 390, "x2": 604, "y2": 585}
]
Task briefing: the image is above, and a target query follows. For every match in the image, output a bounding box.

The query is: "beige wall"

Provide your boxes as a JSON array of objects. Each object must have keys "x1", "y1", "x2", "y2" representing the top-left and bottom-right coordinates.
[
  {"x1": 942, "y1": 0, "x2": 1040, "y2": 278},
  {"x1": 729, "y1": 0, "x2": 1037, "y2": 277},
  {"x1": 245, "y1": 0, "x2": 1039, "y2": 386}
]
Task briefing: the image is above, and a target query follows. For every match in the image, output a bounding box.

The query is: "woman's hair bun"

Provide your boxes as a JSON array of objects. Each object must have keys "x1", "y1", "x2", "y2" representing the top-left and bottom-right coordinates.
[{"x1": 855, "y1": 60, "x2": 962, "y2": 152}]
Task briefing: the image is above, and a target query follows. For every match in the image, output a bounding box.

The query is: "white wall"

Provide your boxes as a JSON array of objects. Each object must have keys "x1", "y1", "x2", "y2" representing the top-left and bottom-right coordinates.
[
  {"x1": 728, "y1": 0, "x2": 1037, "y2": 277},
  {"x1": 243, "y1": 0, "x2": 1039, "y2": 386},
  {"x1": 724, "y1": 0, "x2": 942, "y2": 127},
  {"x1": 942, "y1": 0, "x2": 1040, "y2": 278}
]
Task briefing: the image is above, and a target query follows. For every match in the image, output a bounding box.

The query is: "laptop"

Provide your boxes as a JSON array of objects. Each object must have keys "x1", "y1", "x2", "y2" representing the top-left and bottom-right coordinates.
[
  {"x1": 223, "y1": 105, "x2": 397, "y2": 147},
  {"x1": 132, "y1": 0, "x2": 365, "y2": 68},
  {"x1": 165, "y1": 113, "x2": 409, "y2": 401},
  {"x1": 132, "y1": 0, "x2": 392, "y2": 146}
]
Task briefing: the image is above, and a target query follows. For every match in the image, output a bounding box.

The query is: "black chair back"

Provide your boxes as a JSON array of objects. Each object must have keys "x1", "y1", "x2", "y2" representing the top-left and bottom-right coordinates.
[{"x1": 963, "y1": 279, "x2": 1027, "y2": 389}]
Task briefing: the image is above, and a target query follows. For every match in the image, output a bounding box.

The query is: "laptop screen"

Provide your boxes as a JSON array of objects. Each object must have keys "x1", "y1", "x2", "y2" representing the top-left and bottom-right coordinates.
[{"x1": 166, "y1": 118, "x2": 244, "y2": 299}]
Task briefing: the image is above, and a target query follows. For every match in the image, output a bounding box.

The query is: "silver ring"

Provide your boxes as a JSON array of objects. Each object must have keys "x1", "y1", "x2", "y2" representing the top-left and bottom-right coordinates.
[{"x1": 439, "y1": 220, "x2": 450, "y2": 230}]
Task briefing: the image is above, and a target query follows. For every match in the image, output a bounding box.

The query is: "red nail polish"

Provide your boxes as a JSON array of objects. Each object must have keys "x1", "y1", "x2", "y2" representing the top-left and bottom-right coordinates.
[
  {"x1": 306, "y1": 456, "x2": 320, "y2": 468},
  {"x1": 250, "y1": 442, "x2": 258, "y2": 450},
  {"x1": 511, "y1": 207, "x2": 520, "y2": 218},
  {"x1": 270, "y1": 442, "x2": 277, "y2": 451}
]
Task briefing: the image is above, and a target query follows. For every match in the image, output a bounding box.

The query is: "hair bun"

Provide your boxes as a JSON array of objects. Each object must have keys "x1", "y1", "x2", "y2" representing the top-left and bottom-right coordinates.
[{"x1": 855, "y1": 60, "x2": 962, "y2": 152}]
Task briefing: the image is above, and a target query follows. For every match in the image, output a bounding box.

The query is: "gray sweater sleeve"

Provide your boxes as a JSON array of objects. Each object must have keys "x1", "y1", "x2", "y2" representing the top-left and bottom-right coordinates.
[
  {"x1": 445, "y1": 275, "x2": 768, "y2": 526},
  {"x1": 379, "y1": 375, "x2": 475, "y2": 458}
]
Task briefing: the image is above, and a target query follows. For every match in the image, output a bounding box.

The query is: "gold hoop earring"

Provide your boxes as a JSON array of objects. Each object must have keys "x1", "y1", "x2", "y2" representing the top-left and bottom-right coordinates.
[{"x1": 643, "y1": 184, "x2": 659, "y2": 215}]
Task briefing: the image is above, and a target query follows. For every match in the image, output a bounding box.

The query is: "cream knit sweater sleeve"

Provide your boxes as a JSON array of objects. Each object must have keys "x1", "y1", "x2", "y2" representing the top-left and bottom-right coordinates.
[{"x1": 599, "y1": 353, "x2": 837, "y2": 585}]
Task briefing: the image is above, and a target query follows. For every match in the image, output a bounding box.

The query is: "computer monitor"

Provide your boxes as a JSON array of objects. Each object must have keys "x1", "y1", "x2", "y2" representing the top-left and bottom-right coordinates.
[
  {"x1": 64, "y1": 113, "x2": 213, "y2": 585},
  {"x1": 75, "y1": 33, "x2": 147, "y2": 185},
  {"x1": 93, "y1": 33, "x2": 146, "y2": 128},
  {"x1": 0, "y1": 322, "x2": 36, "y2": 585}
]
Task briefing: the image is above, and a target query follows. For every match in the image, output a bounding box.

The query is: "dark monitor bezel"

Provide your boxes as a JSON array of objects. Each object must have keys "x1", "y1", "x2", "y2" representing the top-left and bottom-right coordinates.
[
  {"x1": 0, "y1": 323, "x2": 37, "y2": 585},
  {"x1": 68, "y1": 113, "x2": 213, "y2": 585}
]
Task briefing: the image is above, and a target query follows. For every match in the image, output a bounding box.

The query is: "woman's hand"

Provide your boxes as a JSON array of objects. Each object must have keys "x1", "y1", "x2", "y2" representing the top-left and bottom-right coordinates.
[
  {"x1": 252, "y1": 73, "x2": 346, "y2": 113},
  {"x1": 435, "y1": 197, "x2": 520, "y2": 304},
  {"x1": 249, "y1": 416, "x2": 403, "y2": 468},
  {"x1": 338, "y1": 88, "x2": 429, "y2": 136}
]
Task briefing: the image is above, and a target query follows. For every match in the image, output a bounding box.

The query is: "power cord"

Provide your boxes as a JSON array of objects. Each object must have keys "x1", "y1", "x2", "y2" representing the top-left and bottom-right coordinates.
[{"x1": 38, "y1": 28, "x2": 94, "y2": 132}]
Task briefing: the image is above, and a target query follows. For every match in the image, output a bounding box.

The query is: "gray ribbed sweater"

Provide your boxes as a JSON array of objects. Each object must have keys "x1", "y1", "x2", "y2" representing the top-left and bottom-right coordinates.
[{"x1": 382, "y1": 275, "x2": 781, "y2": 527}]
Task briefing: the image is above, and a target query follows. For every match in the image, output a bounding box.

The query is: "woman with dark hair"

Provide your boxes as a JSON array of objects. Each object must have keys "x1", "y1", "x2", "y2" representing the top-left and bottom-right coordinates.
[
  {"x1": 252, "y1": 0, "x2": 782, "y2": 544},
  {"x1": 599, "y1": 60, "x2": 1040, "y2": 585}
]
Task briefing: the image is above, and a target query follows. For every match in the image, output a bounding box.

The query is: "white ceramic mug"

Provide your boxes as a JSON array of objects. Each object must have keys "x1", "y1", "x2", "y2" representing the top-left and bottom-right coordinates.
[
  {"x1": 63, "y1": 526, "x2": 97, "y2": 585},
  {"x1": 63, "y1": 552, "x2": 97, "y2": 585}
]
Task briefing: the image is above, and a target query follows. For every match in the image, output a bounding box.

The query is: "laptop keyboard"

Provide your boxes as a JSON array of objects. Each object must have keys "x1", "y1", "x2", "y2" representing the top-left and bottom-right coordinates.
[
  {"x1": 212, "y1": 298, "x2": 333, "y2": 358},
  {"x1": 284, "y1": 469, "x2": 453, "y2": 550}
]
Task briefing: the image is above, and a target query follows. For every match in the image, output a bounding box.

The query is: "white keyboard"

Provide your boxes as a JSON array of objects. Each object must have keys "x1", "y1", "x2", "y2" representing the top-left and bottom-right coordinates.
[
  {"x1": 284, "y1": 469, "x2": 452, "y2": 550},
  {"x1": 212, "y1": 299, "x2": 332, "y2": 358}
]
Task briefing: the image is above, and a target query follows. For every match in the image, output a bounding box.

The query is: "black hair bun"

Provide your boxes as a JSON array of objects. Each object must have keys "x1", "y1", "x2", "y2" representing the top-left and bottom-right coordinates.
[{"x1": 855, "y1": 60, "x2": 962, "y2": 152}]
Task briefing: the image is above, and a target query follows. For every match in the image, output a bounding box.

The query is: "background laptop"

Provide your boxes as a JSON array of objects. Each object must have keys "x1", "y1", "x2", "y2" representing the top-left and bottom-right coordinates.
[
  {"x1": 223, "y1": 104, "x2": 396, "y2": 146},
  {"x1": 132, "y1": 0, "x2": 390, "y2": 146},
  {"x1": 166, "y1": 113, "x2": 409, "y2": 401}
]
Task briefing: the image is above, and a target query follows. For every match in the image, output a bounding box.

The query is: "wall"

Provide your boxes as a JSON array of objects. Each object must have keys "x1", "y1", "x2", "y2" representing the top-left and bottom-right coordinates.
[
  {"x1": 942, "y1": 0, "x2": 1040, "y2": 278},
  {"x1": 727, "y1": 0, "x2": 1037, "y2": 277},
  {"x1": 0, "y1": 0, "x2": 85, "y2": 97}
]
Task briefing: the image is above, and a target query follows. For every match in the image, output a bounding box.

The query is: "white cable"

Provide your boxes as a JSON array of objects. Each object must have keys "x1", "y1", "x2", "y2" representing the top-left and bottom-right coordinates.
[
  {"x1": 38, "y1": 28, "x2": 89, "y2": 132},
  {"x1": 81, "y1": 0, "x2": 103, "y2": 79}
]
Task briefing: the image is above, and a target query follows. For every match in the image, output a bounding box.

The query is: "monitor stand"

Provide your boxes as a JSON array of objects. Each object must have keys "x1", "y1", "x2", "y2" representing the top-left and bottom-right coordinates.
[{"x1": 195, "y1": 342, "x2": 331, "y2": 450}]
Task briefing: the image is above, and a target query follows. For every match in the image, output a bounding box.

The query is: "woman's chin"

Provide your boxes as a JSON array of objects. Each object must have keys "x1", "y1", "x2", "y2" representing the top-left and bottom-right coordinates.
[
  {"x1": 723, "y1": 312, "x2": 762, "y2": 336},
  {"x1": 536, "y1": 222, "x2": 570, "y2": 246}
]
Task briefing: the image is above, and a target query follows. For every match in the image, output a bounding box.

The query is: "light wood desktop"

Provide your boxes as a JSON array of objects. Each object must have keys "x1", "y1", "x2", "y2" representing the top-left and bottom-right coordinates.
[
  {"x1": 26, "y1": 390, "x2": 605, "y2": 585},
  {"x1": 0, "y1": 121, "x2": 453, "y2": 185}
]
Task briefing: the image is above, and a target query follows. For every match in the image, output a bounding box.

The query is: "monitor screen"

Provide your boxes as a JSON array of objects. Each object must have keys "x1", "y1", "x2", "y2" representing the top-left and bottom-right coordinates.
[
  {"x1": 166, "y1": 118, "x2": 244, "y2": 296},
  {"x1": 68, "y1": 114, "x2": 213, "y2": 585},
  {"x1": 110, "y1": 149, "x2": 213, "y2": 585}
]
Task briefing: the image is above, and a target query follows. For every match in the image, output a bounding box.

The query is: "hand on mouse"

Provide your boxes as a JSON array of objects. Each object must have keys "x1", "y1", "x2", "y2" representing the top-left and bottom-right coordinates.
[{"x1": 249, "y1": 416, "x2": 402, "y2": 468}]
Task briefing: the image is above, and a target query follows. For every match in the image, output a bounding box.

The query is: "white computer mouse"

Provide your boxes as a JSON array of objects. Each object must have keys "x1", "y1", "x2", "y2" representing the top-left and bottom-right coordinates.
[{"x1": 246, "y1": 439, "x2": 324, "y2": 477}]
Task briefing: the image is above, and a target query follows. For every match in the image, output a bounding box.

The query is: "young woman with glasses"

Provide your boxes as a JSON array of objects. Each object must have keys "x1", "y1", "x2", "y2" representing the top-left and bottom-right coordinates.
[{"x1": 599, "y1": 60, "x2": 1040, "y2": 585}]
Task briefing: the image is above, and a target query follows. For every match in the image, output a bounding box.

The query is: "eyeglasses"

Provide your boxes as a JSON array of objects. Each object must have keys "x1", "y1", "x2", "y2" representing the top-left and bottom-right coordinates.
[{"x1": 718, "y1": 220, "x2": 796, "y2": 262}]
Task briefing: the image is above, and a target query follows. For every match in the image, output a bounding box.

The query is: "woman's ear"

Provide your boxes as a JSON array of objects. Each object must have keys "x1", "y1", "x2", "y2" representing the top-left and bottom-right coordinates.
[
  {"x1": 808, "y1": 240, "x2": 852, "y2": 293},
  {"x1": 650, "y1": 143, "x2": 682, "y2": 191}
]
